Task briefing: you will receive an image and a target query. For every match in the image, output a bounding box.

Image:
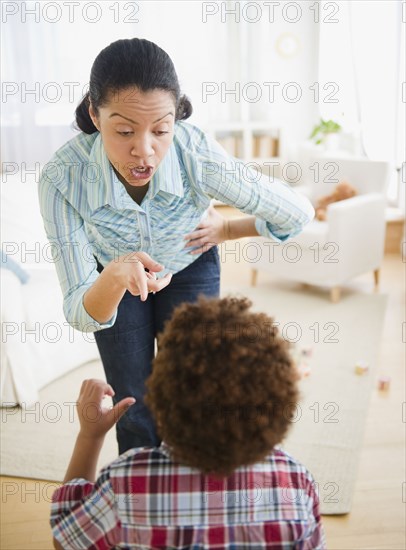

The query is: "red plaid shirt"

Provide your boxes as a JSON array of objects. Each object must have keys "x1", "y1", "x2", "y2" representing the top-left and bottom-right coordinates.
[{"x1": 51, "y1": 443, "x2": 326, "y2": 549}]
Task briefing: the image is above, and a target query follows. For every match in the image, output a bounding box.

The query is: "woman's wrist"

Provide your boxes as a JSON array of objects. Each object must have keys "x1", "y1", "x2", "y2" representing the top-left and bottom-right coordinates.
[
  {"x1": 223, "y1": 219, "x2": 232, "y2": 241},
  {"x1": 103, "y1": 260, "x2": 128, "y2": 292},
  {"x1": 83, "y1": 263, "x2": 127, "y2": 325},
  {"x1": 226, "y1": 217, "x2": 259, "y2": 240}
]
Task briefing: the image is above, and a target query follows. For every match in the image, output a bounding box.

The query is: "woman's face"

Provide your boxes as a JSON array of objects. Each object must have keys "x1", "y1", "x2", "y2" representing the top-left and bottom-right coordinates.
[{"x1": 89, "y1": 88, "x2": 176, "y2": 187}]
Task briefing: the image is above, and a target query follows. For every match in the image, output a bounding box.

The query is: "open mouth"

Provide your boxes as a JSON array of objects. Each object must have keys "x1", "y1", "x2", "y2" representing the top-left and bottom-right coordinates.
[{"x1": 130, "y1": 166, "x2": 154, "y2": 180}]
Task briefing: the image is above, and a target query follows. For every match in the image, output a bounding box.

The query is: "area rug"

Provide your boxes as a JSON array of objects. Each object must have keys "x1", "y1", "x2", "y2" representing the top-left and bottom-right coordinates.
[{"x1": 0, "y1": 284, "x2": 387, "y2": 514}]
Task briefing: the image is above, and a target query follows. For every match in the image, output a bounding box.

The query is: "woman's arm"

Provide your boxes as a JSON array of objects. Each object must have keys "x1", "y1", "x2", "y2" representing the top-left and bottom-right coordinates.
[
  {"x1": 83, "y1": 251, "x2": 172, "y2": 324},
  {"x1": 39, "y1": 172, "x2": 171, "y2": 330},
  {"x1": 38, "y1": 173, "x2": 118, "y2": 332},
  {"x1": 82, "y1": 267, "x2": 127, "y2": 329},
  {"x1": 225, "y1": 215, "x2": 258, "y2": 240},
  {"x1": 184, "y1": 207, "x2": 259, "y2": 254},
  {"x1": 187, "y1": 129, "x2": 314, "y2": 244}
]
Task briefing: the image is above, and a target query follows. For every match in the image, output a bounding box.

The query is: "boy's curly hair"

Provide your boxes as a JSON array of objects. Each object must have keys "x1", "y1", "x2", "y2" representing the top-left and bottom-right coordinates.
[{"x1": 145, "y1": 296, "x2": 299, "y2": 477}]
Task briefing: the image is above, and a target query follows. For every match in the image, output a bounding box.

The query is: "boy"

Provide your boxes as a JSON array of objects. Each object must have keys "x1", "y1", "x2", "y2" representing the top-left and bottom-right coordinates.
[{"x1": 51, "y1": 296, "x2": 325, "y2": 549}]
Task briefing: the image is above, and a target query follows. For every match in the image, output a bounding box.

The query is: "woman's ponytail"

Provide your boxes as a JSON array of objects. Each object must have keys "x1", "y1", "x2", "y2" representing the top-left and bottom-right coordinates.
[
  {"x1": 74, "y1": 92, "x2": 98, "y2": 134},
  {"x1": 176, "y1": 94, "x2": 193, "y2": 121}
]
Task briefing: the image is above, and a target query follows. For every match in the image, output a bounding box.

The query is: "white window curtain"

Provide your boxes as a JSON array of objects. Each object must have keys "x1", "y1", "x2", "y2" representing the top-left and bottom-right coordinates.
[
  {"x1": 2, "y1": 0, "x2": 403, "y2": 208},
  {"x1": 318, "y1": 0, "x2": 404, "y2": 207},
  {"x1": 1, "y1": 1, "x2": 143, "y2": 168},
  {"x1": 0, "y1": 1, "x2": 322, "y2": 169},
  {"x1": 0, "y1": 1, "x2": 220, "y2": 168}
]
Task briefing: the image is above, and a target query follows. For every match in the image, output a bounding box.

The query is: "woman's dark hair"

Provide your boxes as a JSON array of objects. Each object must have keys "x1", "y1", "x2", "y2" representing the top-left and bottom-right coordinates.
[{"x1": 75, "y1": 38, "x2": 192, "y2": 134}]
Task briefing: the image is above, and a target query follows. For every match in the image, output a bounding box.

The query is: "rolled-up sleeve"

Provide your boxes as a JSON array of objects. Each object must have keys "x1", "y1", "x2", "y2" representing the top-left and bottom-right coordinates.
[
  {"x1": 195, "y1": 133, "x2": 315, "y2": 242},
  {"x1": 302, "y1": 476, "x2": 327, "y2": 549},
  {"x1": 51, "y1": 474, "x2": 121, "y2": 549},
  {"x1": 38, "y1": 167, "x2": 117, "y2": 333}
]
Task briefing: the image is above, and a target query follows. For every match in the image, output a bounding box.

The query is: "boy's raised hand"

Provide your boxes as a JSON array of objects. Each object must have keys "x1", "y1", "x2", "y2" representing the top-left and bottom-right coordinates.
[{"x1": 76, "y1": 379, "x2": 136, "y2": 440}]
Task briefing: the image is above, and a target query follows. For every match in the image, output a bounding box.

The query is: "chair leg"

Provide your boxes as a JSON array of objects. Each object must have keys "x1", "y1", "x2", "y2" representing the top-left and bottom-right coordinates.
[
  {"x1": 330, "y1": 287, "x2": 341, "y2": 303},
  {"x1": 373, "y1": 269, "x2": 380, "y2": 289},
  {"x1": 251, "y1": 269, "x2": 258, "y2": 287}
]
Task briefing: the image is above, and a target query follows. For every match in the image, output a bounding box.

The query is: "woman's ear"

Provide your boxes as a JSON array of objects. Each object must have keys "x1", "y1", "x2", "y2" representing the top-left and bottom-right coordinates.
[{"x1": 89, "y1": 103, "x2": 100, "y2": 131}]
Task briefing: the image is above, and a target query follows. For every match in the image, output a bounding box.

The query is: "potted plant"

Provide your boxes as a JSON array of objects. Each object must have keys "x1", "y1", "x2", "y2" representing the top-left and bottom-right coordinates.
[{"x1": 309, "y1": 118, "x2": 342, "y2": 150}]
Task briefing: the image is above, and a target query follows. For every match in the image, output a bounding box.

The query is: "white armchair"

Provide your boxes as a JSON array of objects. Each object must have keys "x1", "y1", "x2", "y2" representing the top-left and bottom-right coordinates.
[{"x1": 248, "y1": 157, "x2": 389, "y2": 302}]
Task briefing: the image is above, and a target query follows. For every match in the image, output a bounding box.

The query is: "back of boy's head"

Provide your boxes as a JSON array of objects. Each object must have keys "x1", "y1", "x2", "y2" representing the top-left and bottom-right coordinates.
[{"x1": 145, "y1": 296, "x2": 298, "y2": 477}]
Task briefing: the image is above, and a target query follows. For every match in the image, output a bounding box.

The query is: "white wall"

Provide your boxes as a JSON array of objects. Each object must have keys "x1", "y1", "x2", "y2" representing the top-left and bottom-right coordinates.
[
  {"x1": 1, "y1": 0, "x2": 320, "y2": 167},
  {"x1": 139, "y1": 1, "x2": 320, "y2": 157}
]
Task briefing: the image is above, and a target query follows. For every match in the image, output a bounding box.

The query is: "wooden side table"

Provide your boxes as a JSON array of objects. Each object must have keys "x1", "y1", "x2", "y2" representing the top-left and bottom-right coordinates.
[{"x1": 385, "y1": 207, "x2": 405, "y2": 254}]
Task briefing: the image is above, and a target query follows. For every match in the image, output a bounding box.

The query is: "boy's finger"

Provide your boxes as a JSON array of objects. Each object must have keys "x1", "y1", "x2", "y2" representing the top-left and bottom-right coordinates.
[
  {"x1": 111, "y1": 398, "x2": 136, "y2": 423},
  {"x1": 105, "y1": 384, "x2": 115, "y2": 397}
]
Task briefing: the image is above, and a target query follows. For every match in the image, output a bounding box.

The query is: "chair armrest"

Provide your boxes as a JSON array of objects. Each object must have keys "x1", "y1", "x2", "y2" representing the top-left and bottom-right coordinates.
[
  {"x1": 327, "y1": 193, "x2": 386, "y2": 230},
  {"x1": 327, "y1": 193, "x2": 387, "y2": 271}
]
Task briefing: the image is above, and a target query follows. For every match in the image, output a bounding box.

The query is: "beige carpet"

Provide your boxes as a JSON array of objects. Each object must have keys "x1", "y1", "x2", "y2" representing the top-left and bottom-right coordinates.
[{"x1": 0, "y1": 285, "x2": 387, "y2": 514}]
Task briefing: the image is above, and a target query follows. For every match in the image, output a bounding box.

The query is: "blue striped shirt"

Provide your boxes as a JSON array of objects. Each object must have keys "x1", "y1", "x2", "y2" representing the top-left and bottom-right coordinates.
[{"x1": 38, "y1": 121, "x2": 314, "y2": 333}]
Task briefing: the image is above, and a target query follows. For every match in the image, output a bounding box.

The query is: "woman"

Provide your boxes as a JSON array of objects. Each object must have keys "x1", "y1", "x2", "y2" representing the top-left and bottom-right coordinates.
[{"x1": 38, "y1": 38, "x2": 314, "y2": 454}]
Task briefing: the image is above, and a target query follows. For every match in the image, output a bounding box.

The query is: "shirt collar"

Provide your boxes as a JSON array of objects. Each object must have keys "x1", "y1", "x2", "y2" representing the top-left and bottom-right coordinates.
[
  {"x1": 148, "y1": 139, "x2": 184, "y2": 200},
  {"x1": 87, "y1": 132, "x2": 184, "y2": 211},
  {"x1": 87, "y1": 133, "x2": 124, "y2": 211}
]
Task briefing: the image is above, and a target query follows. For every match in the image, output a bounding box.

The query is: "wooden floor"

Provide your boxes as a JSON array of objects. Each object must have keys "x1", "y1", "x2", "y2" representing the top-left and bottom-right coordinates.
[{"x1": 1, "y1": 211, "x2": 404, "y2": 549}]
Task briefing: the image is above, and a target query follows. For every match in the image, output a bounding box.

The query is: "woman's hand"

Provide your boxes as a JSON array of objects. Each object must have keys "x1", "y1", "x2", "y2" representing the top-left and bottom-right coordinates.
[
  {"x1": 183, "y1": 205, "x2": 230, "y2": 255},
  {"x1": 106, "y1": 251, "x2": 172, "y2": 301},
  {"x1": 76, "y1": 379, "x2": 135, "y2": 440}
]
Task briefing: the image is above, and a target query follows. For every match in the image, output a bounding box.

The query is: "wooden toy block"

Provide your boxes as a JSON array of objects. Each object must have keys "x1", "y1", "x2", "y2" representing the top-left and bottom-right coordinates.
[
  {"x1": 354, "y1": 361, "x2": 369, "y2": 375},
  {"x1": 378, "y1": 376, "x2": 391, "y2": 391}
]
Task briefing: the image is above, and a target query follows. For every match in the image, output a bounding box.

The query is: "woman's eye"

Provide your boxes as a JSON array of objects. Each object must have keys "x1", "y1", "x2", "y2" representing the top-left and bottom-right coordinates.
[
  {"x1": 154, "y1": 131, "x2": 169, "y2": 136},
  {"x1": 117, "y1": 131, "x2": 133, "y2": 137}
]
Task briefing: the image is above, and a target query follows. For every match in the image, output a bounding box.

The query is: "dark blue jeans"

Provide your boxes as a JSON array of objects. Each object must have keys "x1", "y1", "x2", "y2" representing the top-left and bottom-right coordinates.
[{"x1": 93, "y1": 247, "x2": 220, "y2": 454}]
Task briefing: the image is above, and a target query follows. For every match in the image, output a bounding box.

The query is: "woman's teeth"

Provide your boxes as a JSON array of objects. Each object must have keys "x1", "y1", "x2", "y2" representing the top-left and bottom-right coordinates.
[{"x1": 130, "y1": 167, "x2": 152, "y2": 179}]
